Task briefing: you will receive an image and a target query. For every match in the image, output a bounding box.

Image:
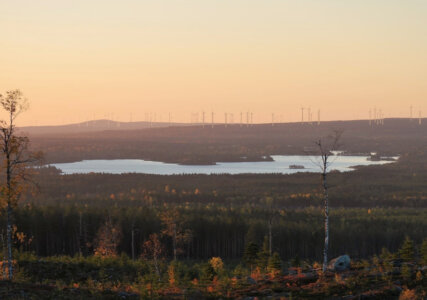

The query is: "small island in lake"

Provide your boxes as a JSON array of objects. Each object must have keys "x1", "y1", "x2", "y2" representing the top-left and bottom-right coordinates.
[{"x1": 289, "y1": 164, "x2": 305, "y2": 169}]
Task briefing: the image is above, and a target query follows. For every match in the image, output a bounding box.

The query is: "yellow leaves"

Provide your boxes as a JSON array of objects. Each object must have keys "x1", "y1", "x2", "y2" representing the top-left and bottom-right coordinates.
[
  {"x1": 290, "y1": 193, "x2": 312, "y2": 199},
  {"x1": 13, "y1": 226, "x2": 33, "y2": 246},
  {"x1": 16, "y1": 232, "x2": 26, "y2": 243},
  {"x1": 141, "y1": 233, "x2": 164, "y2": 260},
  {"x1": 312, "y1": 261, "x2": 322, "y2": 270},
  {"x1": 399, "y1": 288, "x2": 417, "y2": 300},
  {"x1": 416, "y1": 270, "x2": 423, "y2": 282},
  {"x1": 94, "y1": 218, "x2": 121, "y2": 258},
  {"x1": 209, "y1": 257, "x2": 224, "y2": 273},
  {"x1": 269, "y1": 269, "x2": 280, "y2": 279},
  {"x1": 168, "y1": 265, "x2": 176, "y2": 286}
]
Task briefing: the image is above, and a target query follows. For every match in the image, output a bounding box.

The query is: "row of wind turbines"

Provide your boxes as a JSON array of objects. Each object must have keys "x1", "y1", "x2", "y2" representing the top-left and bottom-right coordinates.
[{"x1": 76, "y1": 106, "x2": 423, "y2": 129}]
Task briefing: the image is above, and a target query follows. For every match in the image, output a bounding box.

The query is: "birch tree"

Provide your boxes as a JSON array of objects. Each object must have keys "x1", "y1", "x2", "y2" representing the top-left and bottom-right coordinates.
[
  {"x1": 142, "y1": 233, "x2": 164, "y2": 279},
  {"x1": 313, "y1": 130, "x2": 342, "y2": 272},
  {"x1": 160, "y1": 209, "x2": 191, "y2": 260},
  {"x1": 0, "y1": 90, "x2": 41, "y2": 279}
]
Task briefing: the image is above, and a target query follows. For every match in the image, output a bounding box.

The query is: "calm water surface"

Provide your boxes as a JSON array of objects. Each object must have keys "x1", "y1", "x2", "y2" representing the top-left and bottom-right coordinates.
[{"x1": 51, "y1": 155, "x2": 396, "y2": 175}]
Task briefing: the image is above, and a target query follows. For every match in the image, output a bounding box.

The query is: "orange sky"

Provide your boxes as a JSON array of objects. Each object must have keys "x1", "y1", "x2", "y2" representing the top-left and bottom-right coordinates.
[{"x1": 1, "y1": 1, "x2": 426, "y2": 126}]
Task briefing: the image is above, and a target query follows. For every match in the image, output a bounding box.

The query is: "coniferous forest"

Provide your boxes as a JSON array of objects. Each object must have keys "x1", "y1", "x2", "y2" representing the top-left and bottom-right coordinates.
[{"x1": 0, "y1": 118, "x2": 425, "y2": 299}]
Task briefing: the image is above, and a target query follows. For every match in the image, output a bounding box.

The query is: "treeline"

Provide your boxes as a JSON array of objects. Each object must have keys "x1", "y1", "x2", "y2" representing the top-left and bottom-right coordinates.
[
  {"x1": 26, "y1": 148, "x2": 427, "y2": 208},
  {"x1": 4, "y1": 206, "x2": 426, "y2": 261}
]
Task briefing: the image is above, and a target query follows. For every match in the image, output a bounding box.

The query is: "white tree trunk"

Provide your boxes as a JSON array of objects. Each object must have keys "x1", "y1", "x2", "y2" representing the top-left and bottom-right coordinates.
[{"x1": 322, "y1": 170, "x2": 329, "y2": 273}]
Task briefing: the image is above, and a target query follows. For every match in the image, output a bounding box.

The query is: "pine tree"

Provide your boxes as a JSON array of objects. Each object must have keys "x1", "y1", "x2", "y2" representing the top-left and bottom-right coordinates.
[{"x1": 399, "y1": 236, "x2": 415, "y2": 262}]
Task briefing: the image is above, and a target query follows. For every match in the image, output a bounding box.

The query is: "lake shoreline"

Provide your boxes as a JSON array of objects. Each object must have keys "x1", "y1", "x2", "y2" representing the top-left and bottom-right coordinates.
[{"x1": 50, "y1": 155, "x2": 398, "y2": 175}]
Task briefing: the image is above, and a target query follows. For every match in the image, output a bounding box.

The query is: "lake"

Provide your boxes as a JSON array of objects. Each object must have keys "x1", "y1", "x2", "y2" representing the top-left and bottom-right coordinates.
[{"x1": 51, "y1": 155, "x2": 396, "y2": 175}]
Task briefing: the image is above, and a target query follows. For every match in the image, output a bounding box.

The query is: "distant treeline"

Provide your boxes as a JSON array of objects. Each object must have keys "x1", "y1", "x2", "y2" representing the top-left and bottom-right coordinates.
[{"x1": 29, "y1": 119, "x2": 427, "y2": 164}]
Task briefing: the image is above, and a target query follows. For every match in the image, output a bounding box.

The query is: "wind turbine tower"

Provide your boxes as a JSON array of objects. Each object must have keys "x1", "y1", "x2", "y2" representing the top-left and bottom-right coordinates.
[
  {"x1": 369, "y1": 109, "x2": 372, "y2": 126},
  {"x1": 374, "y1": 108, "x2": 377, "y2": 125},
  {"x1": 301, "y1": 107, "x2": 304, "y2": 123},
  {"x1": 317, "y1": 109, "x2": 320, "y2": 126},
  {"x1": 211, "y1": 111, "x2": 214, "y2": 128}
]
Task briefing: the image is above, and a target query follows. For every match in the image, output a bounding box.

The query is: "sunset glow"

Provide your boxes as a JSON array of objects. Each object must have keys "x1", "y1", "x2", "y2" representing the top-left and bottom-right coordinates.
[{"x1": 1, "y1": 1, "x2": 426, "y2": 126}]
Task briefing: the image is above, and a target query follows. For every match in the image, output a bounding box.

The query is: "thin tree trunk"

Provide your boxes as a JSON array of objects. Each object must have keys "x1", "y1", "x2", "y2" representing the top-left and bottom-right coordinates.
[
  {"x1": 6, "y1": 203, "x2": 13, "y2": 280},
  {"x1": 79, "y1": 212, "x2": 83, "y2": 256},
  {"x1": 268, "y1": 218, "x2": 272, "y2": 256},
  {"x1": 173, "y1": 223, "x2": 177, "y2": 260},
  {"x1": 131, "y1": 228, "x2": 135, "y2": 260},
  {"x1": 322, "y1": 170, "x2": 329, "y2": 273},
  {"x1": 153, "y1": 255, "x2": 160, "y2": 280},
  {"x1": 6, "y1": 148, "x2": 13, "y2": 280},
  {"x1": 1, "y1": 233, "x2": 6, "y2": 279}
]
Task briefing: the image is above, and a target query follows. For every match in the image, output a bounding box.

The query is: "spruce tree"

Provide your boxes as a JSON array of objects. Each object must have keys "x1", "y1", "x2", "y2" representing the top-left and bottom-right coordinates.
[
  {"x1": 243, "y1": 242, "x2": 259, "y2": 270},
  {"x1": 399, "y1": 236, "x2": 415, "y2": 262},
  {"x1": 267, "y1": 252, "x2": 282, "y2": 273},
  {"x1": 257, "y1": 236, "x2": 270, "y2": 270}
]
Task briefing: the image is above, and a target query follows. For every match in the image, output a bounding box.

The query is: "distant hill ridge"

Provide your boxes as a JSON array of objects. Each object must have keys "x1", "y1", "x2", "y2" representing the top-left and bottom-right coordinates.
[
  {"x1": 19, "y1": 117, "x2": 426, "y2": 136},
  {"x1": 18, "y1": 119, "x2": 189, "y2": 135}
]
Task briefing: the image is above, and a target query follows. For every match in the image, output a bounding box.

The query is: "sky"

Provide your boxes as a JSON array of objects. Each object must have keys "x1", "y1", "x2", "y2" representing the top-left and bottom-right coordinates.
[{"x1": 1, "y1": 0, "x2": 426, "y2": 126}]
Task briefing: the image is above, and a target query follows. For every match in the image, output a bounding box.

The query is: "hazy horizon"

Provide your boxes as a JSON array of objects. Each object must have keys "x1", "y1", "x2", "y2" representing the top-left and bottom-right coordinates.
[
  {"x1": 2, "y1": 1, "x2": 426, "y2": 126},
  {"x1": 16, "y1": 115, "x2": 426, "y2": 128}
]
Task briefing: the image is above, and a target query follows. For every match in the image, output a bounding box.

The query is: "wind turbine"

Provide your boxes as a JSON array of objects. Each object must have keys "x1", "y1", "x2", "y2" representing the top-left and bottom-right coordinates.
[{"x1": 301, "y1": 107, "x2": 304, "y2": 123}]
